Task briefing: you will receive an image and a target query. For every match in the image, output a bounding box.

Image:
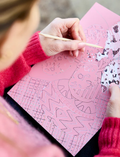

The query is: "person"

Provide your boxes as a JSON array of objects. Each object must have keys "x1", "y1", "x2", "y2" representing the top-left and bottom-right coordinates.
[
  {"x1": 0, "y1": 0, "x2": 86, "y2": 156},
  {"x1": 0, "y1": 1, "x2": 120, "y2": 157},
  {"x1": 94, "y1": 83, "x2": 120, "y2": 157}
]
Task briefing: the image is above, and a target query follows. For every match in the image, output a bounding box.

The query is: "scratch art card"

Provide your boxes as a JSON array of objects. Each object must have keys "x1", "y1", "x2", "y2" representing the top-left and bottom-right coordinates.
[{"x1": 8, "y1": 3, "x2": 120, "y2": 156}]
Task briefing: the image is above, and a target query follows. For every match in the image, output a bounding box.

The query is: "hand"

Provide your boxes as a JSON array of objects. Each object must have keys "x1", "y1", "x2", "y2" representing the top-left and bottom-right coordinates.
[
  {"x1": 39, "y1": 18, "x2": 86, "y2": 57},
  {"x1": 106, "y1": 83, "x2": 120, "y2": 118}
]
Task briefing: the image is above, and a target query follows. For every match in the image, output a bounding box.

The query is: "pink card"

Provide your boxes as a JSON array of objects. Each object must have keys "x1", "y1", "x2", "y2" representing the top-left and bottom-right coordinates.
[{"x1": 8, "y1": 3, "x2": 120, "y2": 156}]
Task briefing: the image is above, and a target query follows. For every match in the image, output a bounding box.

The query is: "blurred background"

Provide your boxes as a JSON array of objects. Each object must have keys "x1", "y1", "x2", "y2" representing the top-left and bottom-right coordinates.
[{"x1": 39, "y1": 0, "x2": 120, "y2": 30}]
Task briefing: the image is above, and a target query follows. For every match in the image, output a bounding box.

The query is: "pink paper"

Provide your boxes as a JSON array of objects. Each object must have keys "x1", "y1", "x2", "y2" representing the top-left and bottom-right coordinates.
[{"x1": 8, "y1": 3, "x2": 120, "y2": 156}]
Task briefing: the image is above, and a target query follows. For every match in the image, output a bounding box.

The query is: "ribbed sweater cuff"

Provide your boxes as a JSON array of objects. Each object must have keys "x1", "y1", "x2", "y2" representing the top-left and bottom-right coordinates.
[
  {"x1": 98, "y1": 117, "x2": 120, "y2": 156},
  {"x1": 23, "y1": 31, "x2": 50, "y2": 65}
]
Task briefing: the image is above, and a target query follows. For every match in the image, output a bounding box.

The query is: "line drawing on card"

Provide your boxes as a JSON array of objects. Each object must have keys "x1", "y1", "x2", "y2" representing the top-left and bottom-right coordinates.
[{"x1": 8, "y1": 3, "x2": 120, "y2": 156}]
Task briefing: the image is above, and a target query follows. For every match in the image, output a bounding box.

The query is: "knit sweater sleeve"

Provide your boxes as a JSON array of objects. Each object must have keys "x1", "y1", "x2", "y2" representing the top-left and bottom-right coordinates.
[
  {"x1": 94, "y1": 117, "x2": 120, "y2": 157},
  {"x1": 22, "y1": 31, "x2": 50, "y2": 65},
  {"x1": 0, "y1": 31, "x2": 50, "y2": 96}
]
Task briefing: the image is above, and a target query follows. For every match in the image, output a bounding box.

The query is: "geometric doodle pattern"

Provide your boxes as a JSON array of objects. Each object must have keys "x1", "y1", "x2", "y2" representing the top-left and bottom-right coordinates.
[
  {"x1": 8, "y1": 3, "x2": 120, "y2": 156},
  {"x1": 100, "y1": 22, "x2": 120, "y2": 89},
  {"x1": 8, "y1": 75, "x2": 109, "y2": 155}
]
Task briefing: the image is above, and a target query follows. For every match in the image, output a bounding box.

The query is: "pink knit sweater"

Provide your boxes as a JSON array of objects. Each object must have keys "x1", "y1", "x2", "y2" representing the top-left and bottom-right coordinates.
[
  {"x1": 0, "y1": 31, "x2": 49, "y2": 96},
  {"x1": 95, "y1": 117, "x2": 120, "y2": 157},
  {"x1": 0, "y1": 96, "x2": 51, "y2": 157},
  {"x1": 0, "y1": 31, "x2": 120, "y2": 156},
  {"x1": 0, "y1": 31, "x2": 51, "y2": 156}
]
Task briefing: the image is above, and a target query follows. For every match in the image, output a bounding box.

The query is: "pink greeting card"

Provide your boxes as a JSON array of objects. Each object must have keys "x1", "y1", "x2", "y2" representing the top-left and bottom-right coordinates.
[{"x1": 8, "y1": 3, "x2": 120, "y2": 156}]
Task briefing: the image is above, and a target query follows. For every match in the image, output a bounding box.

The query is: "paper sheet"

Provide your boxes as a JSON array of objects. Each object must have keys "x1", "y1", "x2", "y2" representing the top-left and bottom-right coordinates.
[{"x1": 8, "y1": 3, "x2": 120, "y2": 156}]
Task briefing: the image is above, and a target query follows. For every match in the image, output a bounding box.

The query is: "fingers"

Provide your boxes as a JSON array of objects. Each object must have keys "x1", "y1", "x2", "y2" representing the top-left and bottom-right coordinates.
[
  {"x1": 40, "y1": 18, "x2": 86, "y2": 57},
  {"x1": 106, "y1": 83, "x2": 120, "y2": 118},
  {"x1": 109, "y1": 83, "x2": 120, "y2": 104},
  {"x1": 62, "y1": 18, "x2": 86, "y2": 56},
  {"x1": 72, "y1": 50, "x2": 79, "y2": 57},
  {"x1": 69, "y1": 50, "x2": 80, "y2": 57},
  {"x1": 69, "y1": 18, "x2": 81, "y2": 40},
  {"x1": 62, "y1": 18, "x2": 86, "y2": 41},
  {"x1": 78, "y1": 24, "x2": 86, "y2": 42},
  {"x1": 61, "y1": 18, "x2": 80, "y2": 30},
  {"x1": 58, "y1": 40, "x2": 86, "y2": 53}
]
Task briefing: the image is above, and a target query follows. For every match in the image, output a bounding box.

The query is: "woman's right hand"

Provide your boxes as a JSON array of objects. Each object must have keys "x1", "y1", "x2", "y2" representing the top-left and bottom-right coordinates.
[
  {"x1": 106, "y1": 83, "x2": 120, "y2": 118},
  {"x1": 40, "y1": 18, "x2": 86, "y2": 57}
]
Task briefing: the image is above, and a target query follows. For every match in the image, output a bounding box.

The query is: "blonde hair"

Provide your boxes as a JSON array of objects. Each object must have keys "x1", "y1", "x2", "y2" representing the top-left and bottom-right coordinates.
[
  {"x1": 0, "y1": 0, "x2": 38, "y2": 155},
  {"x1": 0, "y1": 0, "x2": 37, "y2": 45}
]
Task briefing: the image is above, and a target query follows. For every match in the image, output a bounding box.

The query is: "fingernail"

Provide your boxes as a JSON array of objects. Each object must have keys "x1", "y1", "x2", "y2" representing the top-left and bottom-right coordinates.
[
  {"x1": 75, "y1": 50, "x2": 79, "y2": 57},
  {"x1": 78, "y1": 43, "x2": 86, "y2": 49}
]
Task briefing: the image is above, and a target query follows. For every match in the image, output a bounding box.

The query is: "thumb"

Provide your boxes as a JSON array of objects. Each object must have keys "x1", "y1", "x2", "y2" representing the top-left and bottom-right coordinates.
[
  {"x1": 59, "y1": 40, "x2": 86, "y2": 52},
  {"x1": 106, "y1": 83, "x2": 120, "y2": 118},
  {"x1": 109, "y1": 83, "x2": 120, "y2": 102}
]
